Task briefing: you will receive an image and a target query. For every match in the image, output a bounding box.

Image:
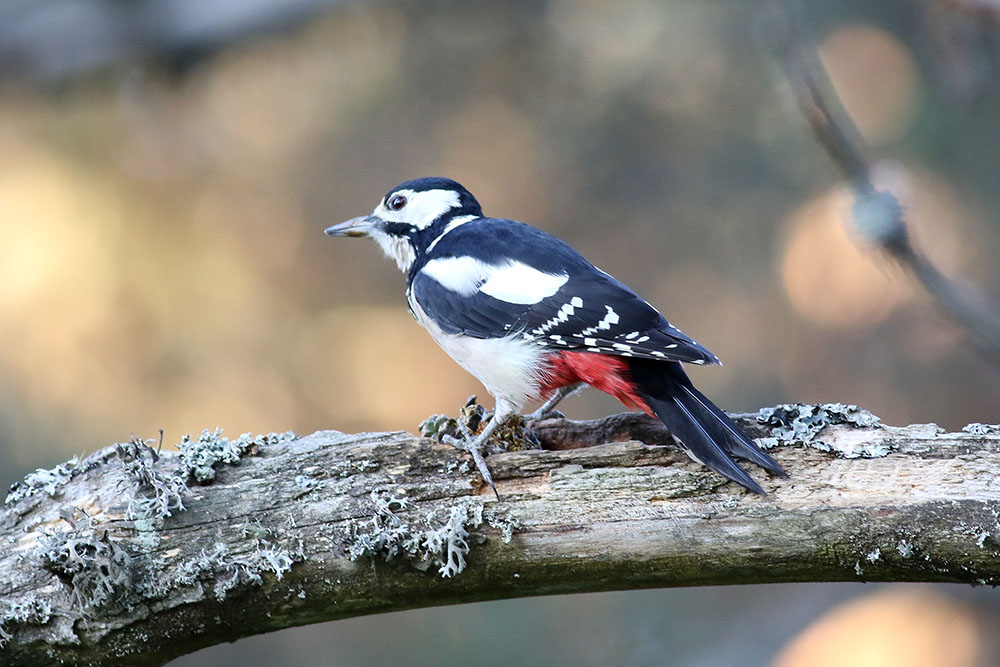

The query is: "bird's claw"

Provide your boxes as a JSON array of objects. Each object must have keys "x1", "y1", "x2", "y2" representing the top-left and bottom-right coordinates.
[
  {"x1": 455, "y1": 417, "x2": 475, "y2": 441},
  {"x1": 442, "y1": 433, "x2": 499, "y2": 500}
]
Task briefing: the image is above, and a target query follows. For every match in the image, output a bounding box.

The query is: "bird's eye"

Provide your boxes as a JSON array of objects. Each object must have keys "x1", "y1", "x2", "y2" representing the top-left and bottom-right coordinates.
[{"x1": 387, "y1": 194, "x2": 407, "y2": 211}]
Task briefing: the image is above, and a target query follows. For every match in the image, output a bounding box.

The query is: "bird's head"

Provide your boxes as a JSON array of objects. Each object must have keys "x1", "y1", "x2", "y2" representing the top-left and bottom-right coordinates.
[{"x1": 325, "y1": 177, "x2": 482, "y2": 272}]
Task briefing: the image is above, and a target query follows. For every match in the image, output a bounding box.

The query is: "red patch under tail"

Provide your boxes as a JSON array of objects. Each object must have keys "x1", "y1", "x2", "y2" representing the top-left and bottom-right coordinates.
[{"x1": 539, "y1": 351, "x2": 654, "y2": 417}]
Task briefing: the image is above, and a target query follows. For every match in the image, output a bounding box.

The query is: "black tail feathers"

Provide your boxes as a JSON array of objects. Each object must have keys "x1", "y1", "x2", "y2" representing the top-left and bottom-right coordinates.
[{"x1": 628, "y1": 359, "x2": 786, "y2": 494}]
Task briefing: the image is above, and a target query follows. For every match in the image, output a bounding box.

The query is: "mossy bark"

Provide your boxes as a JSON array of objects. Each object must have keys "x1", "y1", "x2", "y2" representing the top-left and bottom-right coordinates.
[{"x1": 1, "y1": 410, "x2": 999, "y2": 666}]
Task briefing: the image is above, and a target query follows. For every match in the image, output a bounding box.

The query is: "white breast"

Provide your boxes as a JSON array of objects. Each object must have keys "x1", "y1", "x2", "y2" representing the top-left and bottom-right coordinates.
[{"x1": 407, "y1": 291, "x2": 545, "y2": 411}]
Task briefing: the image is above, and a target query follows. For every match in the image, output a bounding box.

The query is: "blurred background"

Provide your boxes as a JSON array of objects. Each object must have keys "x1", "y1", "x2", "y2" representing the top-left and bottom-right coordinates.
[{"x1": 2, "y1": 0, "x2": 1000, "y2": 664}]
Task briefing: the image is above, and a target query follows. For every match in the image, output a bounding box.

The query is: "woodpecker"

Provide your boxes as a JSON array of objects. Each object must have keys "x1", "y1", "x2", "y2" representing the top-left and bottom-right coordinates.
[{"x1": 326, "y1": 178, "x2": 785, "y2": 496}]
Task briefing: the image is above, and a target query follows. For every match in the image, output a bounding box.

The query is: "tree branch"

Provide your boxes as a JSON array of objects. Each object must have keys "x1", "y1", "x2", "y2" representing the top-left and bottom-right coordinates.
[{"x1": 2, "y1": 406, "x2": 999, "y2": 666}]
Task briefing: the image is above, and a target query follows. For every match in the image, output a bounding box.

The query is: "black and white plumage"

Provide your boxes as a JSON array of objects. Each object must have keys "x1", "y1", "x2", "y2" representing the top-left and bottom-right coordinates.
[{"x1": 326, "y1": 177, "x2": 785, "y2": 495}]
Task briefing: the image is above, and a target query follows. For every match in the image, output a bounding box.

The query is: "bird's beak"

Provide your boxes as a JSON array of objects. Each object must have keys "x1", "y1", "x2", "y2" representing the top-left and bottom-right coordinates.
[{"x1": 325, "y1": 215, "x2": 379, "y2": 238}]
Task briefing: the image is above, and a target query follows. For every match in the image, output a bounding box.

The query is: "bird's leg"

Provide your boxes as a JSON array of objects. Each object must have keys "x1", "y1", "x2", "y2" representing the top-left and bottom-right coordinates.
[
  {"x1": 525, "y1": 382, "x2": 585, "y2": 421},
  {"x1": 443, "y1": 400, "x2": 516, "y2": 500}
]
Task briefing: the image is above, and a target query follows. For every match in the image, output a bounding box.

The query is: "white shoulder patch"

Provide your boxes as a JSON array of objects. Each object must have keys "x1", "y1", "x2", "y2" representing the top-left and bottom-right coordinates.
[
  {"x1": 479, "y1": 261, "x2": 568, "y2": 305},
  {"x1": 422, "y1": 256, "x2": 492, "y2": 295},
  {"x1": 422, "y1": 257, "x2": 568, "y2": 305}
]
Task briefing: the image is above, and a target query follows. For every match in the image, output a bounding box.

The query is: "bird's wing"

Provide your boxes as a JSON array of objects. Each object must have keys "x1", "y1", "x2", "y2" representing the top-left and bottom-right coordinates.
[
  {"x1": 516, "y1": 268, "x2": 720, "y2": 365},
  {"x1": 409, "y1": 252, "x2": 719, "y2": 365}
]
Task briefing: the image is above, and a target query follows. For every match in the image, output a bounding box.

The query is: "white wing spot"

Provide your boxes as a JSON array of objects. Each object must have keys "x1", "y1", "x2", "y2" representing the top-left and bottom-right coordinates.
[
  {"x1": 626, "y1": 331, "x2": 640, "y2": 339},
  {"x1": 480, "y1": 262, "x2": 569, "y2": 305},
  {"x1": 584, "y1": 337, "x2": 597, "y2": 347},
  {"x1": 636, "y1": 335, "x2": 650, "y2": 343},
  {"x1": 580, "y1": 306, "x2": 621, "y2": 337},
  {"x1": 570, "y1": 297, "x2": 583, "y2": 308},
  {"x1": 533, "y1": 300, "x2": 576, "y2": 335}
]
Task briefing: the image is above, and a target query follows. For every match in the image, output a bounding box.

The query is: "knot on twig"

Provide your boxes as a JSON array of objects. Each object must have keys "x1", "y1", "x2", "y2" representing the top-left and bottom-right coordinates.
[{"x1": 850, "y1": 190, "x2": 910, "y2": 256}]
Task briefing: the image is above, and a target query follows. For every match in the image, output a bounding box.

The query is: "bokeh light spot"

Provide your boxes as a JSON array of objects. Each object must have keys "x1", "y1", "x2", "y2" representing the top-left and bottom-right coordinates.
[
  {"x1": 774, "y1": 588, "x2": 983, "y2": 667},
  {"x1": 781, "y1": 189, "x2": 907, "y2": 330},
  {"x1": 819, "y1": 25, "x2": 922, "y2": 144}
]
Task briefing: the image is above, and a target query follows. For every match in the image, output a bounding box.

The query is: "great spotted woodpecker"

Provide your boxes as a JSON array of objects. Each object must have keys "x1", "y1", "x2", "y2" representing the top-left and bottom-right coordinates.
[{"x1": 326, "y1": 178, "x2": 785, "y2": 496}]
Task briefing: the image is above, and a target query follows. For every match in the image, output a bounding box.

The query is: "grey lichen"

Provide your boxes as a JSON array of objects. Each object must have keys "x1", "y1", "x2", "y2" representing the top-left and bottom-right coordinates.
[
  {"x1": 38, "y1": 511, "x2": 135, "y2": 612},
  {"x1": 419, "y1": 395, "x2": 491, "y2": 444},
  {"x1": 5, "y1": 456, "x2": 89, "y2": 506},
  {"x1": 962, "y1": 423, "x2": 1000, "y2": 436},
  {"x1": 12, "y1": 429, "x2": 302, "y2": 622},
  {"x1": 0, "y1": 597, "x2": 52, "y2": 648},
  {"x1": 427, "y1": 506, "x2": 480, "y2": 578},
  {"x1": 177, "y1": 538, "x2": 303, "y2": 602},
  {"x1": 116, "y1": 436, "x2": 187, "y2": 521},
  {"x1": 178, "y1": 429, "x2": 294, "y2": 483},
  {"x1": 118, "y1": 429, "x2": 294, "y2": 519},
  {"x1": 756, "y1": 403, "x2": 889, "y2": 457},
  {"x1": 420, "y1": 395, "x2": 539, "y2": 453},
  {"x1": 419, "y1": 413, "x2": 461, "y2": 441},
  {"x1": 897, "y1": 540, "x2": 915, "y2": 558},
  {"x1": 294, "y1": 474, "x2": 325, "y2": 495},
  {"x1": 442, "y1": 459, "x2": 471, "y2": 475},
  {"x1": 346, "y1": 490, "x2": 487, "y2": 578},
  {"x1": 6, "y1": 429, "x2": 293, "y2": 511},
  {"x1": 483, "y1": 507, "x2": 521, "y2": 545}
]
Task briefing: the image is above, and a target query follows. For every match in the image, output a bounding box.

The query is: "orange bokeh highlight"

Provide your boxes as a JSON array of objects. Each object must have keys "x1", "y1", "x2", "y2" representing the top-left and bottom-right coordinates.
[
  {"x1": 774, "y1": 588, "x2": 983, "y2": 667},
  {"x1": 819, "y1": 25, "x2": 922, "y2": 144},
  {"x1": 781, "y1": 189, "x2": 908, "y2": 330}
]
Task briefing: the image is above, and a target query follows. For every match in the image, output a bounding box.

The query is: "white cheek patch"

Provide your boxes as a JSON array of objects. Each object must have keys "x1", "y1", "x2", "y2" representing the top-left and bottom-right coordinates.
[
  {"x1": 379, "y1": 188, "x2": 461, "y2": 229},
  {"x1": 479, "y1": 262, "x2": 569, "y2": 305}
]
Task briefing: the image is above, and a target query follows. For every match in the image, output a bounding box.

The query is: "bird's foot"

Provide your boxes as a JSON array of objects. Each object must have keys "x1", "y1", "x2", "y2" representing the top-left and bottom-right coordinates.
[
  {"x1": 442, "y1": 431, "x2": 498, "y2": 500},
  {"x1": 524, "y1": 406, "x2": 566, "y2": 421},
  {"x1": 525, "y1": 382, "x2": 584, "y2": 421}
]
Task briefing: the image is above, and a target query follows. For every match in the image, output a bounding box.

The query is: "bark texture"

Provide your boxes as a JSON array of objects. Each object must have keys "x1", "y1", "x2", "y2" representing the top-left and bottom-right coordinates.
[{"x1": 2, "y1": 405, "x2": 999, "y2": 666}]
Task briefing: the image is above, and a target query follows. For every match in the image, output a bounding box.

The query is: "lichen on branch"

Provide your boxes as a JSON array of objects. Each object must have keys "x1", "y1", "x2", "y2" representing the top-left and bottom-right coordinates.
[{"x1": 1, "y1": 408, "x2": 999, "y2": 666}]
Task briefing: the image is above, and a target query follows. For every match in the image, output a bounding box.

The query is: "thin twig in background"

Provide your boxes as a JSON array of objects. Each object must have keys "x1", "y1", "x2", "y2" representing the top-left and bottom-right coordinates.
[{"x1": 764, "y1": 4, "x2": 1000, "y2": 363}]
